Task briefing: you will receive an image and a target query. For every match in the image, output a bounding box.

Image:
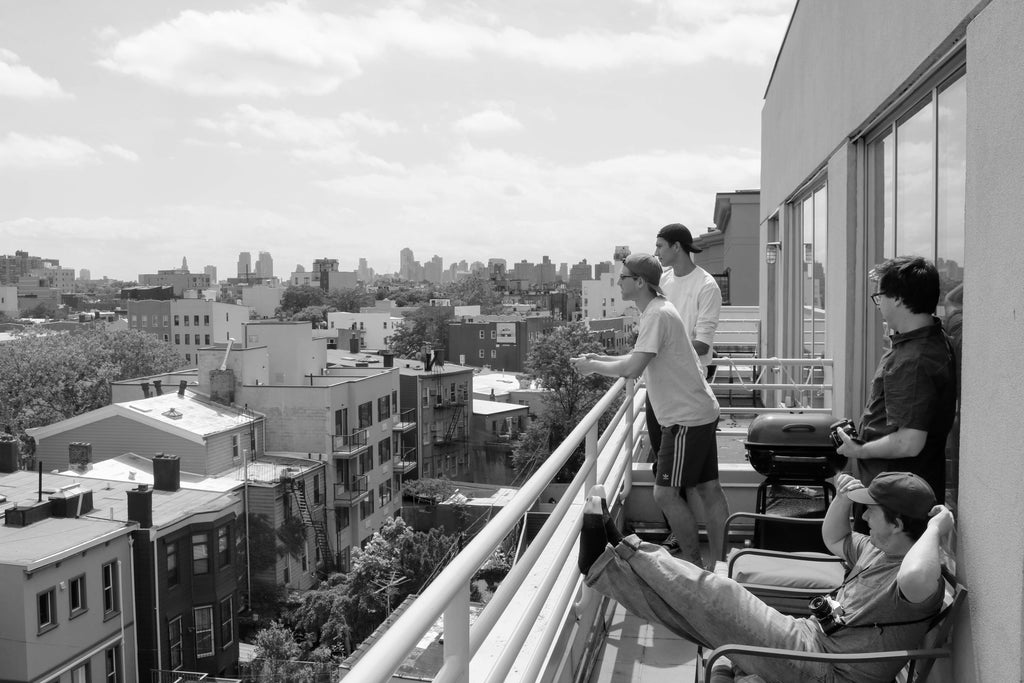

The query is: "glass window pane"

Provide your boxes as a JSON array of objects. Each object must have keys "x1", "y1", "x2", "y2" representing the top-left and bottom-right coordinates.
[
  {"x1": 895, "y1": 97, "x2": 935, "y2": 256},
  {"x1": 936, "y1": 73, "x2": 967, "y2": 306}
]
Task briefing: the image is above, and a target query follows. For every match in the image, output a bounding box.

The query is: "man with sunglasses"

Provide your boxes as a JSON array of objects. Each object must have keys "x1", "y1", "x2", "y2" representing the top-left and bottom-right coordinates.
[
  {"x1": 835, "y1": 256, "x2": 957, "y2": 525},
  {"x1": 571, "y1": 253, "x2": 728, "y2": 568}
]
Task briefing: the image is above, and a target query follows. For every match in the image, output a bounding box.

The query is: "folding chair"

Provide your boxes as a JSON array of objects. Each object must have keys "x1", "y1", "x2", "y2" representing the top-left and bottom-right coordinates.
[{"x1": 702, "y1": 566, "x2": 966, "y2": 683}]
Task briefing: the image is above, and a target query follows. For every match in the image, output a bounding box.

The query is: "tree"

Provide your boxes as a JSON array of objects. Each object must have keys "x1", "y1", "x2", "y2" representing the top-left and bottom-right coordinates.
[
  {"x1": 511, "y1": 321, "x2": 615, "y2": 480},
  {"x1": 277, "y1": 285, "x2": 326, "y2": 317},
  {"x1": 290, "y1": 305, "x2": 329, "y2": 327},
  {"x1": 0, "y1": 326, "x2": 183, "y2": 433},
  {"x1": 388, "y1": 307, "x2": 453, "y2": 359},
  {"x1": 325, "y1": 287, "x2": 372, "y2": 313},
  {"x1": 445, "y1": 275, "x2": 502, "y2": 313},
  {"x1": 402, "y1": 477, "x2": 457, "y2": 504},
  {"x1": 286, "y1": 517, "x2": 459, "y2": 655}
]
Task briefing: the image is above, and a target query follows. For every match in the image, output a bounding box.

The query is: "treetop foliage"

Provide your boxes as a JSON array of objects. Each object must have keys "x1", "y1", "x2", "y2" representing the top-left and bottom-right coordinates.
[{"x1": 0, "y1": 326, "x2": 184, "y2": 432}]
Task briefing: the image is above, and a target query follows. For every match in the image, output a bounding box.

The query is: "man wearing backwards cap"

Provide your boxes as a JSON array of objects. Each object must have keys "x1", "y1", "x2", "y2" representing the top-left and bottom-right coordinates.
[
  {"x1": 577, "y1": 470, "x2": 953, "y2": 682},
  {"x1": 571, "y1": 253, "x2": 728, "y2": 568}
]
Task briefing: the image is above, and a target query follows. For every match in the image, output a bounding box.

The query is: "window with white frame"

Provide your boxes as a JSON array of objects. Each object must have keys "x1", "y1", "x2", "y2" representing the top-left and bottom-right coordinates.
[
  {"x1": 38, "y1": 587, "x2": 57, "y2": 633},
  {"x1": 168, "y1": 615, "x2": 183, "y2": 669},
  {"x1": 194, "y1": 605, "x2": 215, "y2": 657},
  {"x1": 102, "y1": 561, "x2": 119, "y2": 615},
  {"x1": 220, "y1": 596, "x2": 233, "y2": 648}
]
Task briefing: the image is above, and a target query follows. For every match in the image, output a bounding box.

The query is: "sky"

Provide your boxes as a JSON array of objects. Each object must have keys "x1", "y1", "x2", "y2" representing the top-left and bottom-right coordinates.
[{"x1": 0, "y1": 0, "x2": 793, "y2": 282}]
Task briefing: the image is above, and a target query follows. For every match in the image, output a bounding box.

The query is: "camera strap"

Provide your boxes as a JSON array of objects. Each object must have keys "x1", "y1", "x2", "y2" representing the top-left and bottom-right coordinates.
[{"x1": 823, "y1": 563, "x2": 942, "y2": 635}]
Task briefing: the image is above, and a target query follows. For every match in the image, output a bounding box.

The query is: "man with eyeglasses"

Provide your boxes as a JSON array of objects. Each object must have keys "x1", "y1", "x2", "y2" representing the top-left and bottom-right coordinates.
[
  {"x1": 835, "y1": 256, "x2": 957, "y2": 527},
  {"x1": 571, "y1": 253, "x2": 728, "y2": 567}
]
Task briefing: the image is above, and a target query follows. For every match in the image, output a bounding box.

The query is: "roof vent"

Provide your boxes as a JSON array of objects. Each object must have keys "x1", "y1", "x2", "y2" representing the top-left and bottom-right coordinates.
[{"x1": 162, "y1": 408, "x2": 183, "y2": 420}]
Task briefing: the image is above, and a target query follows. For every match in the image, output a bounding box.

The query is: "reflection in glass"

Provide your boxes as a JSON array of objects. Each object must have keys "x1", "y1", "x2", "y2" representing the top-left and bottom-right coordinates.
[
  {"x1": 896, "y1": 98, "x2": 935, "y2": 256},
  {"x1": 936, "y1": 74, "x2": 966, "y2": 307}
]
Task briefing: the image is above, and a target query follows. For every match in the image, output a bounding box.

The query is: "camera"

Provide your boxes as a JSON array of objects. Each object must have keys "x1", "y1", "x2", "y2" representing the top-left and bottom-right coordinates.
[
  {"x1": 809, "y1": 595, "x2": 847, "y2": 635},
  {"x1": 828, "y1": 418, "x2": 862, "y2": 449}
]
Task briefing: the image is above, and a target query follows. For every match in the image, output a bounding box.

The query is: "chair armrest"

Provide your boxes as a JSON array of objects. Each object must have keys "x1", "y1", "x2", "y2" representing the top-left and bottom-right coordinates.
[
  {"x1": 704, "y1": 643, "x2": 951, "y2": 680},
  {"x1": 721, "y1": 511, "x2": 828, "y2": 561}
]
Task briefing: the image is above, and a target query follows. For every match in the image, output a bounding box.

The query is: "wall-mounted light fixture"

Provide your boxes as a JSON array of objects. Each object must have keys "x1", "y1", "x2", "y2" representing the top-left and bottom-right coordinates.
[{"x1": 765, "y1": 242, "x2": 781, "y2": 265}]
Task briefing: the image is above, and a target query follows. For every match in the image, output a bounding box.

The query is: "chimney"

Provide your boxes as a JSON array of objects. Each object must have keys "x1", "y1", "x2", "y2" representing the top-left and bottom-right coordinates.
[
  {"x1": 153, "y1": 453, "x2": 181, "y2": 492},
  {"x1": 349, "y1": 336, "x2": 360, "y2": 354},
  {"x1": 380, "y1": 351, "x2": 395, "y2": 368},
  {"x1": 141, "y1": 382, "x2": 151, "y2": 398},
  {"x1": 126, "y1": 485, "x2": 153, "y2": 528},
  {"x1": 0, "y1": 436, "x2": 19, "y2": 473},
  {"x1": 209, "y1": 369, "x2": 236, "y2": 406},
  {"x1": 177, "y1": 380, "x2": 187, "y2": 397},
  {"x1": 68, "y1": 442, "x2": 92, "y2": 472},
  {"x1": 153, "y1": 379, "x2": 163, "y2": 396}
]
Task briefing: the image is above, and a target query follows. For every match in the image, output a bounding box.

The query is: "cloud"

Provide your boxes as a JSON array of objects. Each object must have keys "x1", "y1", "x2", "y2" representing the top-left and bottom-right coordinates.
[
  {"x1": 102, "y1": 145, "x2": 140, "y2": 162},
  {"x1": 317, "y1": 142, "x2": 760, "y2": 249},
  {"x1": 96, "y1": 3, "x2": 790, "y2": 96},
  {"x1": 0, "y1": 49, "x2": 72, "y2": 99},
  {"x1": 195, "y1": 104, "x2": 401, "y2": 165},
  {"x1": 0, "y1": 133, "x2": 97, "y2": 168},
  {"x1": 454, "y1": 109, "x2": 523, "y2": 134}
]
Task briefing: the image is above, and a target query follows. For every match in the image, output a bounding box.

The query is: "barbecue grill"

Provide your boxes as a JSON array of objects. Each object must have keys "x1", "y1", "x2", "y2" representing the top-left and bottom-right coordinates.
[
  {"x1": 744, "y1": 413, "x2": 846, "y2": 481},
  {"x1": 744, "y1": 413, "x2": 845, "y2": 552}
]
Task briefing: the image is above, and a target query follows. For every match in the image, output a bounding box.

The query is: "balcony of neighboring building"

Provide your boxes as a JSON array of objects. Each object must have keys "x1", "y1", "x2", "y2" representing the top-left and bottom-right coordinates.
[
  {"x1": 393, "y1": 408, "x2": 417, "y2": 433},
  {"x1": 332, "y1": 429, "x2": 370, "y2": 456},
  {"x1": 393, "y1": 446, "x2": 418, "y2": 474},
  {"x1": 333, "y1": 474, "x2": 369, "y2": 504}
]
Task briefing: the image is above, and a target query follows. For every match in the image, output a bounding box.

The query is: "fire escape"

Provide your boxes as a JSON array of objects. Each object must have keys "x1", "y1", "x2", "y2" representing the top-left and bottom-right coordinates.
[{"x1": 285, "y1": 477, "x2": 333, "y2": 574}]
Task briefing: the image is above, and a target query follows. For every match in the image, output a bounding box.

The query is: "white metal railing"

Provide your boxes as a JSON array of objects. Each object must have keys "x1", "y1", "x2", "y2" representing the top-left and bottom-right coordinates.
[
  {"x1": 341, "y1": 377, "x2": 642, "y2": 683},
  {"x1": 708, "y1": 356, "x2": 834, "y2": 418}
]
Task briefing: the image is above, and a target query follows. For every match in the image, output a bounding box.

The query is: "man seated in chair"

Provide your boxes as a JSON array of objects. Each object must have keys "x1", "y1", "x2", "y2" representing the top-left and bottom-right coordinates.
[{"x1": 578, "y1": 471, "x2": 954, "y2": 683}]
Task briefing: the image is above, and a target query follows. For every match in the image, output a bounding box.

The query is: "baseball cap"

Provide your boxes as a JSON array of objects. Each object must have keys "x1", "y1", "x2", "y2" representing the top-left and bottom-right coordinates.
[
  {"x1": 657, "y1": 223, "x2": 703, "y2": 253},
  {"x1": 622, "y1": 253, "x2": 665, "y2": 297},
  {"x1": 847, "y1": 471, "x2": 936, "y2": 519}
]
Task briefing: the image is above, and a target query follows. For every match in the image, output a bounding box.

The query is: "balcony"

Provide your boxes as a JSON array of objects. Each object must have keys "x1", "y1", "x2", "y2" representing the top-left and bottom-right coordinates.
[
  {"x1": 340, "y1": 358, "x2": 843, "y2": 683},
  {"x1": 393, "y1": 446, "x2": 418, "y2": 474},
  {"x1": 333, "y1": 475, "x2": 369, "y2": 504},
  {"x1": 393, "y1": 408, "x2": 417, "y2": 432},
  {"x1": 332, "y1": 428, "x2": 369, "y2": 456}
]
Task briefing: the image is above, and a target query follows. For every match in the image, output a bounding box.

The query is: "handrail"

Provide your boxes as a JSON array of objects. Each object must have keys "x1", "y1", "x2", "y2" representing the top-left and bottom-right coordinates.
[{"x1": 342, "y1": 378, "x2": 631, "y2": 683}]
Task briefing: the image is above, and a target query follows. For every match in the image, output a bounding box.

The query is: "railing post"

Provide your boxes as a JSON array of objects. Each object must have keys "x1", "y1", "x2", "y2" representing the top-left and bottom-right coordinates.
[
  {"x1": 584, "y1": 421, "x2": 598, "y2": 498},
  {"x1": 623, "y1": 378, "x2": 635, "y2": 500},
  {"x1": 443, "y1": 582, "x2": 471, "y2": 683}
]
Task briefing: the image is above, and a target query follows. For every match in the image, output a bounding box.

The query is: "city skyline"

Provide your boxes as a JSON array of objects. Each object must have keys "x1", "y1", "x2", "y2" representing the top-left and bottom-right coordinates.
[{"x1": 0, "y1": 1, "x2": 792, "y2": 281}]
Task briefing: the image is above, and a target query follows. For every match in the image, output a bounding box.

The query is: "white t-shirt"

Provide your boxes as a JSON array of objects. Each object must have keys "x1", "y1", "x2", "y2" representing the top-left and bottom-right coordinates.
[
  {"x1": 660, "y1": 266, "x2": 722, "y2": 368},
  {"x1": 634, "y1": 297, "x2": 719, "y2": 427}
]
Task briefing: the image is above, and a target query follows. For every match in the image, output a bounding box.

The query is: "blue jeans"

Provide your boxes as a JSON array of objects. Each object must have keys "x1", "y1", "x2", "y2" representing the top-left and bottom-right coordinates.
[{"x1": 585, "y1": 535, "x2": 836, "y2": 683}]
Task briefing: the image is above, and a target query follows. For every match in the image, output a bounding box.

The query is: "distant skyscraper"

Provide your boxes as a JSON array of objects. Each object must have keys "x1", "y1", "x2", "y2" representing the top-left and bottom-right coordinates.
[
  {"x1": 79, "y1": 268, "x2": 91, "y2": 281},
  {"x1": 181, "y1": 256, "x2": 189, "y2": 271},
  {"x1": 400, "y1": 248, "x2": 414, "y2": 280},
  {"x1": 256, "y1": 251, "x2": 274, "y2": 278},
  {"x1": 425, "y1": 254, "x2": 443, "y2": 283},
  {"x1": 204, "y1": 265, "x2": 217, "y2": 283},
  {"x1": 358, "y1": 257, "x2": 370, "y2": 281},
  {"x1": 237, "y1": 252, "x2": 252, "y2": 279}
]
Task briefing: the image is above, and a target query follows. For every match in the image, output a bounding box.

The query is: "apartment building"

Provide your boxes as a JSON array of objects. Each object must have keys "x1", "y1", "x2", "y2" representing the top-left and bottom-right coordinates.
[
  {"x1": 447, "y1": 315, "x2": 560, "y2": 373},
  {"x1": 396, "y1": 358, "x2": 473, "y2": 481},
  {"x1": 127, "y1": 299, "x2": 249, "y2": 366},
  {"x1": 0, "y1": 465, "x2": 138, "y2": 683}
]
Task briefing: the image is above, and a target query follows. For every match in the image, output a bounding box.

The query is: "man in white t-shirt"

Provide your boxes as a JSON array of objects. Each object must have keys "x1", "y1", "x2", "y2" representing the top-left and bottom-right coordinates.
[
  {"x1": 571, "y1": 253, "x2": 728, "y2": 567},
  {"x1": 654, "y1": 223, "x2": 722, "y2": 371},
  {"x1": 646, "y1": 224, "x2": 724, "y2": 555}
]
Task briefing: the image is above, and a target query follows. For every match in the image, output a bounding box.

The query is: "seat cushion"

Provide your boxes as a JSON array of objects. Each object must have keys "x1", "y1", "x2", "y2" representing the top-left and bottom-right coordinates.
[{"x1": 729, "y1": 551, "x2": 845, "y2": 590}]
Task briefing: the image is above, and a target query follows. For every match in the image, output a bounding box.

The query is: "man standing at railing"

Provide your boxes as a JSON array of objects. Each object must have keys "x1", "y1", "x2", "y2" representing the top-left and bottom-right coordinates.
[
  {"x1": 835, "y1": 256, "x2": 956, "y2": 529},
  {"x1": 651, "y1": 223, "x2": 723, "y2": 554},
  {"x1": 571, "y1": 253, "x2": 729, "y2": 568}
]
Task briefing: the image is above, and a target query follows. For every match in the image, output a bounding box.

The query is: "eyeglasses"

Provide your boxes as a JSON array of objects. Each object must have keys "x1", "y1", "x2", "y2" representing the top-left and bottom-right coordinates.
[{"x1": 870, "y1": 291, "x2": 886, "y2": 306}]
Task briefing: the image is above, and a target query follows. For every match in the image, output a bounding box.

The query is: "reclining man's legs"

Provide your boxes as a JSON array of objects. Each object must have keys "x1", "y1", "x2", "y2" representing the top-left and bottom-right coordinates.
[{"x1": 581, "y1": 494, "x2": 830, "y2": 682}]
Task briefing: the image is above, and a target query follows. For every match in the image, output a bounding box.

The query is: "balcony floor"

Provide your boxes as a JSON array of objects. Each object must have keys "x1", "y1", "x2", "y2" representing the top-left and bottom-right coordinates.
[{"x1": 588, "y1": 601, "x2": 700, "y2": 683}]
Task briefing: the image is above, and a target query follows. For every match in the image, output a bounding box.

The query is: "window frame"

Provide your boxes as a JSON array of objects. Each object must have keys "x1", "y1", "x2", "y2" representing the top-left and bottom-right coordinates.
[
  {"x1": 37, "y1": 586, "x2": 58, "y2": 634},
  {"x1": 192, "y1": 532, "x2": 210, "y2": 575},
  {"x1": 219, "y1": 596, "x2": 234, "y2": 649},
  {"x1": 168, "y1": 615, "x2": 183, "y2": 670},
  {"x1": 193, "y1": 605, "x2": 215, "y2": 658},
  {"x1": 101, "y1": 561, "x2": 119, "y2": 618},
  {"x1": 69, "y1": 573, "x2": 87, "y2": 618},
  {"x1": 166, "y1": 539, "x2": 179, "y2": 586}
]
